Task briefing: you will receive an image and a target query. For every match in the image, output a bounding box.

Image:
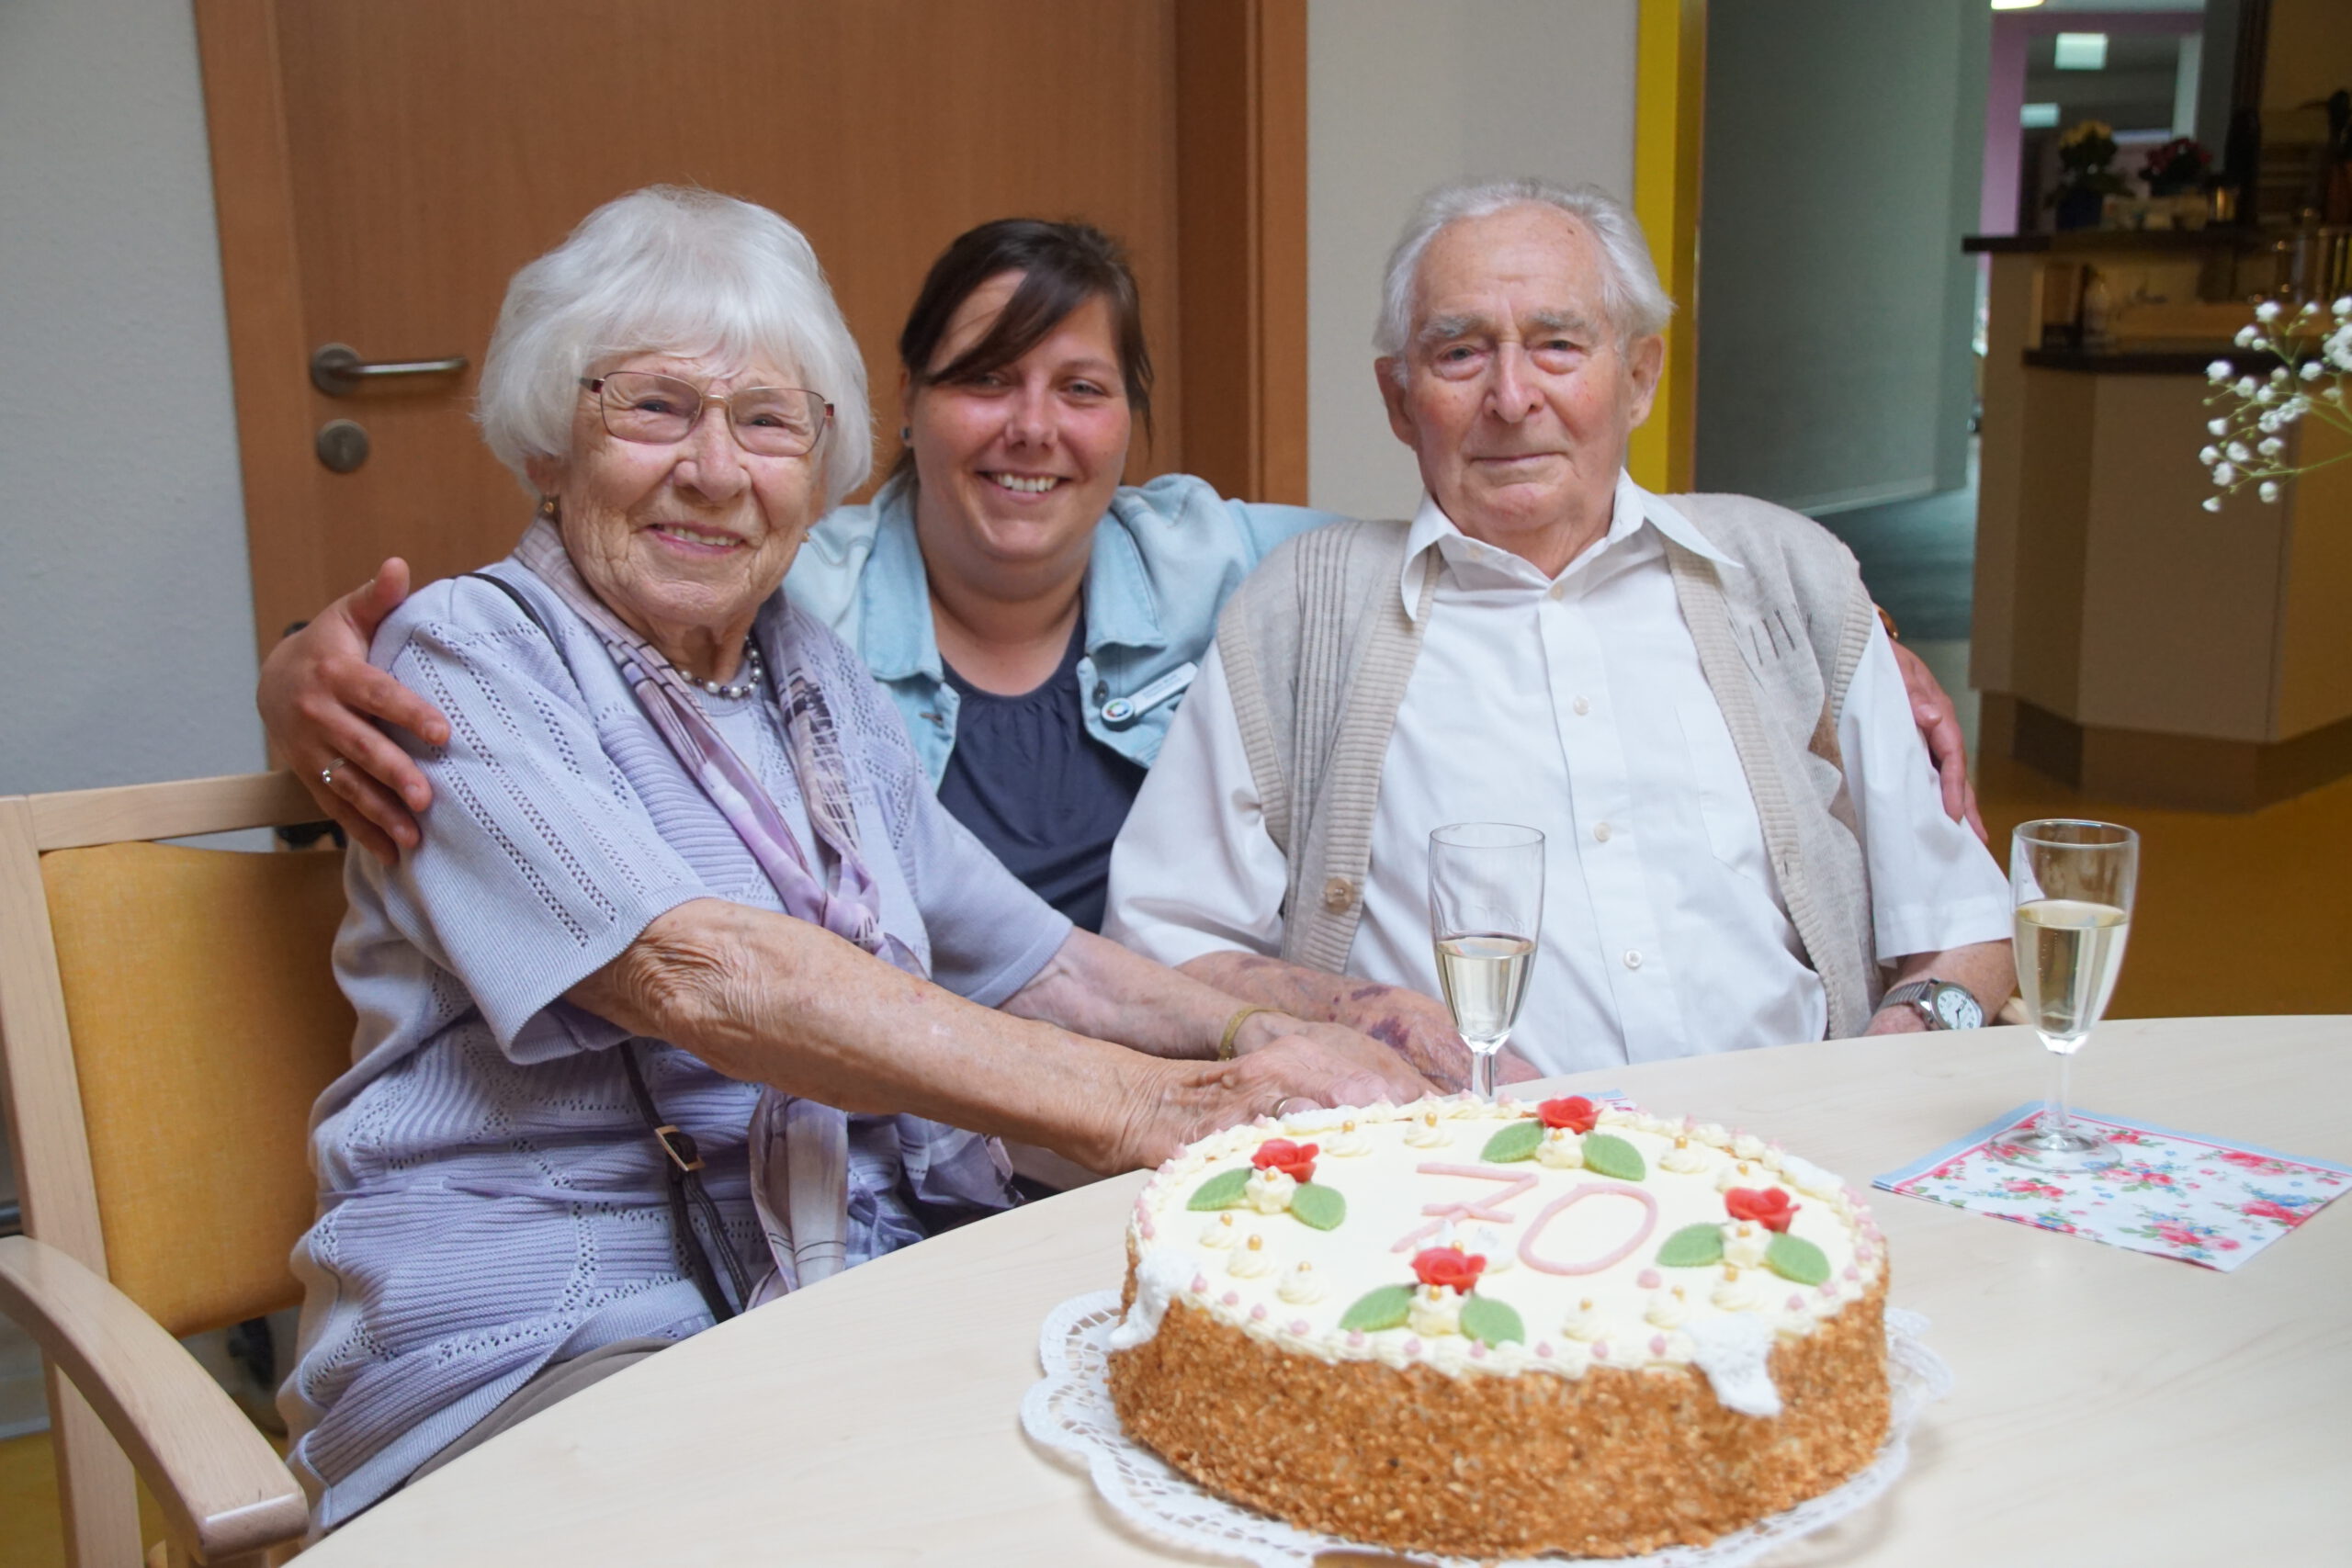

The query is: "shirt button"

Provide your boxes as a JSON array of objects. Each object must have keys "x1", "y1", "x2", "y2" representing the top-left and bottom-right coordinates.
[
  {"x1": 1547, "y1": 581, "x2": 1567, "y2": 601},
  {"x1": 1322, "y1": 877, "x2": 1358, "y2": 913},
  {"x1": 1623, "y1": 949, "x2": 1644, "y2": 970},
  {"x1": 1573, "y1": 696, "x2": 1590, "y2": 716},
  {"x1": 1592, "y1": 821, "x2": 1612, "y2": 843}
]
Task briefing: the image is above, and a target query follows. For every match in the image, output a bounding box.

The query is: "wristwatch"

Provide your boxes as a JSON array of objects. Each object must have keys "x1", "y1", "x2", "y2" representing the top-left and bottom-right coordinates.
[{"x1": 1882, "y1": 978, "x2": 1983, "y2": 1031}]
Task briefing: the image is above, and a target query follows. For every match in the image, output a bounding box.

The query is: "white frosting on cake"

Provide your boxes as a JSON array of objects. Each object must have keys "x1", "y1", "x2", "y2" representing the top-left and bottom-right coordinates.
[{"x1": 1114, "y1": 1096, "x2": 1883, "y2": 1409}]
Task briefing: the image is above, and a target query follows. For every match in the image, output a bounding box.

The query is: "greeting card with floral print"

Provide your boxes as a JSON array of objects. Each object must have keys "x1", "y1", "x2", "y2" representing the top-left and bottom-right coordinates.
[{"x1": 1873, "y1": 1104, "x2": 2350, "y2": 1271}]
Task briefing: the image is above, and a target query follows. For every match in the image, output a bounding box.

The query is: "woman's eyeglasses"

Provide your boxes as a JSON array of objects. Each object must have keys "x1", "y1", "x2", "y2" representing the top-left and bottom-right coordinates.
[{"x1": 581, "y1": 372, "x2": 831, "y2": 458}]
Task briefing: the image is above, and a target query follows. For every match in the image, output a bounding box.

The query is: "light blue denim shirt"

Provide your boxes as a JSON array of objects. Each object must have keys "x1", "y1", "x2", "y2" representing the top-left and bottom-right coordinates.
[{"x1": 784, "y1": 470, "x2": 1340, "y2": 784}]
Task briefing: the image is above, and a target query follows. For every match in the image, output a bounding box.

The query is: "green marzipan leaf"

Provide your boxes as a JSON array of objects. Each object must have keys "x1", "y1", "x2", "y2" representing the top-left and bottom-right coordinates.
[
  {"x1": 1480, "y1": 1120, "x2": 1544, "y2": 1163},
  {"x1": 1581, "y1": 1132, "x2": 1647, "y2": 1181},
  {"x1": 1288, "y1": 1182, "x2": 1346, "y2": 1230},
  {"x1": 1657, "y1": 1224, "x2": 1726, "y2": 1268},
  {"x1": 1460, "y1": 1293, "x2": 1526, "y2": 1347},
  {"x1": 1766, "y1": 1233, "x2": 1831, "y2": 1287},
  {"x1": 1185, "y1": 1168, "x2": 1251, "y2": 1212},
  {"x1": 1338, "y1": 1283, "x2": 1415, "y2": 1333}
]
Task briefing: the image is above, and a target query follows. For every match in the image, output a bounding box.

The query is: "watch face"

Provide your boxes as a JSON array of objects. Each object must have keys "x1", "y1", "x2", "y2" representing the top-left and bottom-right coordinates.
[{"x1": 1933, "y1": 987, "x2": 1981, "y2": 1029}]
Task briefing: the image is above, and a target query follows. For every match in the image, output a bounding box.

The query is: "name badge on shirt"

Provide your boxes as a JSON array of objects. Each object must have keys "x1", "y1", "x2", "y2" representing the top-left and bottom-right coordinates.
[{"x1": 1100, "y1": 661, "x2": 1198, "y2": 728}]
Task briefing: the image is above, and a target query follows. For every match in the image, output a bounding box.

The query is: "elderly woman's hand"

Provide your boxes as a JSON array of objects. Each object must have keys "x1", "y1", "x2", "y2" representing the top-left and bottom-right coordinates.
[
  {"x1": 259, "y1": 558, "x2": 447, "y2": 863},
  {"x1": 1105, "y1": 1043, "x2": 1416, "y2": 1172}
]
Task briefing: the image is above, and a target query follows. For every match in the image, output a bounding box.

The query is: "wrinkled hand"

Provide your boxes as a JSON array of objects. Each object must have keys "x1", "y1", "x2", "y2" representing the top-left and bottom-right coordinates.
[
  {"x1": 1236, "y1": 1015, "x2": 1438, "y2": 1106},
  {"x1": 257, "y1": 558, "x2": 447, "y2": 863},
  {"x1": 1337, "y1": 982, "x2": 1541, "y2": 1093},
  {"x1": 1108, "y1": 1044, "x2": 1412, "y2": 1171},
  {"x1": 1888, "y1": 636, "x2": 1984, "y2": 846}
]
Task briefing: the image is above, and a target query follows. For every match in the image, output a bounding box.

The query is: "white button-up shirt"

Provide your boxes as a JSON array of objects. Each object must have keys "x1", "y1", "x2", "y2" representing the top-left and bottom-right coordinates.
[{"x1": 1104, "y1": 473, "x2": 2008, "y2": 1075}]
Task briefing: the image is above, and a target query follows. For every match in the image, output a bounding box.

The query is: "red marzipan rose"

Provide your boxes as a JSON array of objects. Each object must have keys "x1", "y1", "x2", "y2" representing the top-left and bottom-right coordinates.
[
  {"x1": 1410, "y1": 1246, "x2": 1487, "y2": 1293},
  {"x1": 1538, "y1": 1096, "x2": 1600, "y2": 1134},
  {"x1": 1724, "y1": 1187, "x2": 1799, "y2": 1233},
  {"x1": 1251, "y1": 1138, "x2": 1319, "y2": 1184}
]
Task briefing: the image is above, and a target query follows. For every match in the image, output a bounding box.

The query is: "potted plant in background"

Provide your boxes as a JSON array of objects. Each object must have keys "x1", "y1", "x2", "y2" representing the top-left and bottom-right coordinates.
[
  {"x1": 2142, "y1": 137, "x2": 2214, "y2": 229},
  {"x1": 2051, "y1": 119, "x2": 2127, "y2": 231}
]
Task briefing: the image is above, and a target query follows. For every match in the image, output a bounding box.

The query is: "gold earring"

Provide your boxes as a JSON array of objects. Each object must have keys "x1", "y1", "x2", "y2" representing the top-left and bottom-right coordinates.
[{"x1": 537, "y1": 495, "x2": 559, "y2": 521}]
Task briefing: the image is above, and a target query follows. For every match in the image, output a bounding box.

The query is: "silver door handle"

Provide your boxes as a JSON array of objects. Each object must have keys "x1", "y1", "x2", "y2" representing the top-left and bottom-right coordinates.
[{"x1": 310, "y1": 343, "x2": 469, "y2": 397}]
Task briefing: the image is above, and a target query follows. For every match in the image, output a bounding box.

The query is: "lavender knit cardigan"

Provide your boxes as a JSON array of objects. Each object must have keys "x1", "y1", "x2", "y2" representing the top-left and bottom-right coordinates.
[{"x1": 282, "y1": 557, "x2": 1069, "y2": 1529}]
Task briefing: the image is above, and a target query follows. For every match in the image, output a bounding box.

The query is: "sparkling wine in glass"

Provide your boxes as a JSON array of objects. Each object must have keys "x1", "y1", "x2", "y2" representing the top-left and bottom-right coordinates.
[
  {"x1": 2000, "y1": 818, "x2": 2138, "y2": 1171},
  {"x1": 1428, "y1": 823, "x2": 1544, "y2": 1100}
]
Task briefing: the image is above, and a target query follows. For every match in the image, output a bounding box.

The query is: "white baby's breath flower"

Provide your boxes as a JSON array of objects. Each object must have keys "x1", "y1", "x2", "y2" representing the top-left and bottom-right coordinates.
[
  {"x1": 2209, "y1": 359, "x2": 2234, "y2": 383},
  {"x1": 2203, "y1": 496, "x2": 2224, "y2": 513},
  {"x1": 2199, "y1": 445, "x2": 2222, "y2": 465},
  {"x1": 2227, "y1": 441, "x2": 2251, "y2": 463},
  {"x1": 2259, "y1": 480, "x2": 2280, "y2": 502},
  {"x1": 2256, "y1": 386, "x2": 2278, "y2": 405},
  {"x1": 2259, "y1": 437, "x2": 2285, "y2": 457},
  {"x1": 2303, "y1": 362, "x2": 2324, "y2": 380},
  {"x1": 2271, "y1": 367, "x2": 2291, "y2": 383},
  {"x1": 2213, "y1": 462, "x2": 2235, "y2": 483},
  {"x1": 2235, "y1": 377, "x2": 2259, "y2": 398},
  {"x1": 2259, "y1": 411, "x2": 2282, "y2": 434},
  {"x1": 2256, "y1": 300, "x2": 2281, "y2": 322},
  {"x1": 2234, "y1": 325, "x2": 2258, "y2": 346},
  {"x1": 2335, "y1": 296, "x2": 2352, "y2": 317}
]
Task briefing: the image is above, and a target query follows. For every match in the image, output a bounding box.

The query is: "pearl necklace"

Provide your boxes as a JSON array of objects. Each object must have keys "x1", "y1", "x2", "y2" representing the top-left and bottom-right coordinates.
[{"x1": 685, "y1": 641, "x2": 763, "y2": 701}]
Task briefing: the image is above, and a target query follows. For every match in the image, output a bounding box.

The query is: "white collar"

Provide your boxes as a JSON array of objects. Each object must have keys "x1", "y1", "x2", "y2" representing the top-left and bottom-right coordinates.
[{"x1": 1397, "y1": 470, "x2": 1738, "y2": 622}]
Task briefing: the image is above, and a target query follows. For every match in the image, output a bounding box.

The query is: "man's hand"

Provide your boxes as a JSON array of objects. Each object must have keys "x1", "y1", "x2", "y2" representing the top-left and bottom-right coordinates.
[
  {"x1": 258, "y1": 558, "x2": 447, "y2": 863},
  {"x1": 1329, "y1": 984, "x2": 1542, "y2": 1093},
  {"x1": 1104, "y1": 1045, "x2": 1412, "y2": 1171},
  {"x1": 1861, "y1": 1004, "x2": 1929, "y2": 1036},
  {"x1": 1234, "y1": 1013, "x2": 1439, "y2": 1105},
  {"x1": 1887, "y1": 637, "x2": 1985, "y2": 846},
  {"x1": 1175, "y1": 953, "x2": 1541, "y2": 1094}
]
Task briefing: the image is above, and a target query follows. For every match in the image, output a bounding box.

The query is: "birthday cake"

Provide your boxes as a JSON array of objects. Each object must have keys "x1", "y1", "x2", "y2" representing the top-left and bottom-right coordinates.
[{"x1": 1103, "y1": 1095, "x2": 1891, "y2": 1559}]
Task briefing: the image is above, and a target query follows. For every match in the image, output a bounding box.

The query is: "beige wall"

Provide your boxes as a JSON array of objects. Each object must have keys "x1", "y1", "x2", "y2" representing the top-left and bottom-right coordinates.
[
  {"x1": 1304, "y1": 0, "x2": 1639, "y2": 521},
  {"x1": 0, "y1": 0, "x2": 262, "y2": 799}
]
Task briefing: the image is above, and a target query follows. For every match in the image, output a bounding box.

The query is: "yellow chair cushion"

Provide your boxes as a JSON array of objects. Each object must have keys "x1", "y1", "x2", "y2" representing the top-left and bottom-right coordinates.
[{"x1": 40, "y1": 840, "x2": 353, "y2": 1338}]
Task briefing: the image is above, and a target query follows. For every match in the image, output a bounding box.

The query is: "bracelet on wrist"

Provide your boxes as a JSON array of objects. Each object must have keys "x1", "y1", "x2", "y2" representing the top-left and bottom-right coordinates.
[{"x1": 1217, "y1": 1005, "x2": 1277, "y2": 1061}]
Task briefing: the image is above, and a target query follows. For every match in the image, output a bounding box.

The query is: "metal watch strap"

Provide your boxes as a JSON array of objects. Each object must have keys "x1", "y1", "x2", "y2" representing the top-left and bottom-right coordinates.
[{"x1": 1884, "y1": 978, "x2": 1952, "y2": 1029}]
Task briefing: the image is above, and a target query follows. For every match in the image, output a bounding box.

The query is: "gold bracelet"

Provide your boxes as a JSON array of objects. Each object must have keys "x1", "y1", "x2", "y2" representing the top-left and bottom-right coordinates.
[{"x1": 1217, "y1": 1005, "x2": 1277, "y2": 1061}]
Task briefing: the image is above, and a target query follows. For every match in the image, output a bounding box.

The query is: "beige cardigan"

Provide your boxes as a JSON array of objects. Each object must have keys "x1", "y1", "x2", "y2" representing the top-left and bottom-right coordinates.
[{"x1": 1209, "y1": 492, "x2": 1884, "y2": 1040}]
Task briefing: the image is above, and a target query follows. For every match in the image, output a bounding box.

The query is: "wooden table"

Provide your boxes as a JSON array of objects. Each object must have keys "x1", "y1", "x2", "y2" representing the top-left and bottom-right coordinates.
[{"x1": 301, "y1": 1017, "x2": 2351, "y2": 1565}]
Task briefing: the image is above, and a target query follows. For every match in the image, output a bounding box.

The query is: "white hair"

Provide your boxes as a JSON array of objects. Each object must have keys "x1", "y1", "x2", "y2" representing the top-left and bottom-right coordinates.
[
  {"x1": 1374, "y1": 177, "x2": 1673, "y2": 381},
  {"x1": 477, "y1": 186, "x2": 873, "y2": 508}
]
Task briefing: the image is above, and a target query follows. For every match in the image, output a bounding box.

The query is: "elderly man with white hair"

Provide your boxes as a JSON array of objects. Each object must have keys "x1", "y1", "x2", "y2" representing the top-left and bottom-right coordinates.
[{"x1": 1104, "y1": 177, "x2": 2014, "y2": 1077}]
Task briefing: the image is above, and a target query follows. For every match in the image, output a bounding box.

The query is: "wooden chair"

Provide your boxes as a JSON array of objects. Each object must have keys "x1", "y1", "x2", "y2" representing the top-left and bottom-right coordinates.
[{"x1": 0, "y1": 772, "x2": 353, "y2": 1567}]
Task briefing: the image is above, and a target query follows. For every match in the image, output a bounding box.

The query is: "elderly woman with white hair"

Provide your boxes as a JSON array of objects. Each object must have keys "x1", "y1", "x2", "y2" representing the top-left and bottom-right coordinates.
[{"x1": 283, "y1": 185, "x2": 1429, "y2": 1529}]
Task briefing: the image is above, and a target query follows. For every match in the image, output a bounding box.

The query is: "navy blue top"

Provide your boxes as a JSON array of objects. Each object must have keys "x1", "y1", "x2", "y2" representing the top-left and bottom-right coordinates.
[{"x1": 934, "y1": 615, "x2": 1148, "y2": 932}]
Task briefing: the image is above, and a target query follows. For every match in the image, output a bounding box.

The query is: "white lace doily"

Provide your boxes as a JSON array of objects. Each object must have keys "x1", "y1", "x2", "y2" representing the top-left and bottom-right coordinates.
[{"x1": 1021, "y1": 1291, "x2": 1952, "y2": 1568}]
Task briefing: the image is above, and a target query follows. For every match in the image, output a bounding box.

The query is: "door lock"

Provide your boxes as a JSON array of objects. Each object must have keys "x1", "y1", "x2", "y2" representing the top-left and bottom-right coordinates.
[{"x1": 316, "y1": 419, "x2": 370, "y2": 474}]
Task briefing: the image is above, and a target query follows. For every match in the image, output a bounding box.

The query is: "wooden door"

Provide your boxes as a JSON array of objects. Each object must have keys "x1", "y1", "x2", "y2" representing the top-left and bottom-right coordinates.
[{"x1": 194, "y1": 0, "x2": 1304, "y2": 661}]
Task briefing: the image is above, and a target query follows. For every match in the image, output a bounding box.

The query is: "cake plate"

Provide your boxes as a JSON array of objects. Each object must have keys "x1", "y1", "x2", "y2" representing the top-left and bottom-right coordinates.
[{"x1": 1022, "y1": 1290, "x2": 1952, "y2": 1568}]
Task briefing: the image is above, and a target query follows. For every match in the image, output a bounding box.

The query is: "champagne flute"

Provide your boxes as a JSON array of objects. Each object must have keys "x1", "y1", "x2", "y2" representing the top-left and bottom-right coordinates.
[
  {"x1": 2000, "y1": 818, "x2": 2138, "y2": 1171},
  {"x1": 1428, "y1": 823, "x2": 1545, "y2": 1100}
]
